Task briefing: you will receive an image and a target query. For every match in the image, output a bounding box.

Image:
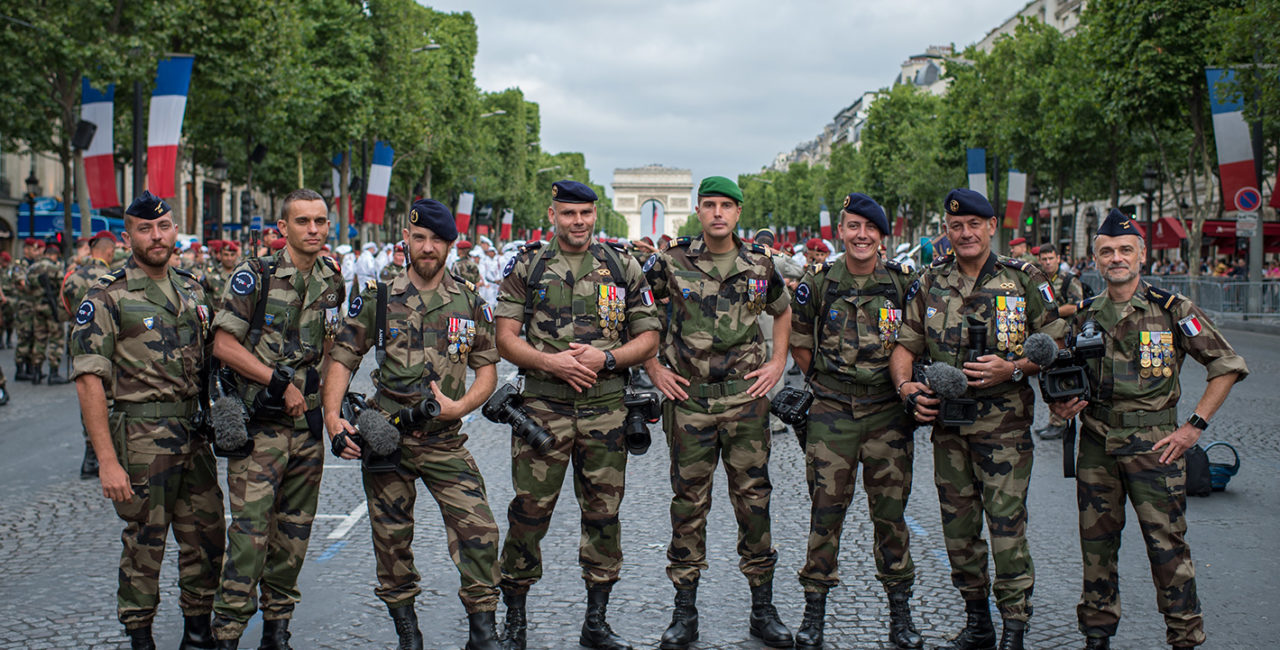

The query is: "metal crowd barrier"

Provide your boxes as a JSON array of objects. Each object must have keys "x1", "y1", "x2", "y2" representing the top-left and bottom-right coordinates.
[{"x1": 1078, "y1": 271, "x2": 1280, "y2": 318}]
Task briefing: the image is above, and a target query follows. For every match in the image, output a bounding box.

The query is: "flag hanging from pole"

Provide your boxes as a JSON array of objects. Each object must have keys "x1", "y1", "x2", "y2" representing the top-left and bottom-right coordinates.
[
  {"x1": 81, "y1": 77, "x2": 119, "y2": 208},
  {"x1": 500, "y1": 208, "x2": 514, "y2": 241},
  {"x1": 1205, "y1": 68, "x2": 1262, "y2": 213},
  {"x1": 531, "y1": 227, "x2": 542, "y2": 241},
  {"x1": 363, "y1": 141, "x2": 393, "y2": 225},
  {"x1": 1004, "y1": 168, "x2": 1026, "y2": 230},
  {"x1": 331, "y1": 153, "x2": 343, "y2": 199},
  {"x1": 456, "y1": 192, "x2": 475, "y2": 233},
  {"x1": 966, "y1": 148, "x2": 987, "y2": 194},
  {"x1": 146, "y1": 56, "x2": 194, "y2": 198},
  {"x1": 819, "y1": 205, "x2": 832, "y2": 240}
]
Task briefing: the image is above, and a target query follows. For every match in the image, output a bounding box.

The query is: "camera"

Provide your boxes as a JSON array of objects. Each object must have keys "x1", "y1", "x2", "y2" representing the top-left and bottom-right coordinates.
[
  {"x1": 252, "y1": 366, "x2": 295, "y2": 415},
  {"x1": 966, "y1": 318, "x2": 988, "y2": 363},
  {"x1": 389, "y1": 396, "x2": 441, "y2": 432},
  {"x1": 622, "y1": 389, "x2": 661, "y2": 455},
  {"x1": 483, "y1": 383, "x2": 555, "y2": 454},
  {"x1": 770, "y1": 387, "x2": 814, "y2": 426},
  {"x1": 1037, "y1": 320, "x2": 1105, "y2": 402},
  {"x1": 937, "y1": 398, "x2": 979, "y2": 427},
  {"x1": 334, "y1": 392, "x2": 402, "y2": 473}
]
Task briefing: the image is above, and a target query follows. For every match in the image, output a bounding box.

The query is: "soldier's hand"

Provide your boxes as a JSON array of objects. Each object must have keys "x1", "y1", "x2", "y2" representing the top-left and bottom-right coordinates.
[
  {"x1": 544, "y1": 347, "x2": 598, "y2": 392},
  {"x1": 429, "y1": 381, "x2": 465, "y2": 421},
  {"x1": 900, "y1": 381, "x2": 938, "y2": 423},
  {"x1": 283, "y1": 383, "x2": 306, "y2": 417},
  {"x1": 99, "y1": 461, "x2": 134, "y2": 503},
  {"x1": 648, "y1": 363, "x2": 690, "y2": 402},
  {"x1": 568, "y1": 342, "x2": 607, "y2": 372},
  {"x1": 1049, "y1": 397, "x2": 1087, "y2": 420},
  {"x1": 745, "y1": 358, "x2": 785, "y2": 398},
  {"x1": 963, "y1": 355, "x2": 1013, "y2": 387},
  {"x1": 1153, "y1": 423, "x2": 1202, "y2": 464},
  {"x1": 326, "y1": 417, "x2": 362, "y2": 460}
]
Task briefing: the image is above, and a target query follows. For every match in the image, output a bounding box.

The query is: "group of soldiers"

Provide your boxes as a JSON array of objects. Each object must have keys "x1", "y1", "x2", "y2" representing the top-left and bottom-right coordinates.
[{"x1": 65, "y1": 175, "x2": 1245, "y2": 650}]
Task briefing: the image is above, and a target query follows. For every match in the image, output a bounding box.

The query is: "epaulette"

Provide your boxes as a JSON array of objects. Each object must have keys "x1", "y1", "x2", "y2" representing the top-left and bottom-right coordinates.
[
  {"x1": 451, "y1": 273, "x2": 477, "y2": 292},
  {"x1": 173, "y1": 267, "x2": 197, "y2": 280},
  {"x1": 364, "y1": 279, "x2": 378, "y2": 294},
  {"x1": 319, "y1": 255, "x2": 339, "y2": 273},
  {"x1": 884, "y1": 258, "x2": 914, "y2": 274},
  {"x1": 1145, "y1": 285, "x2": 1183, "y2": 311},
  {"x1": 1077, "y1": 296, "x2": 1095, "y2": 312},
  {"x1": 747, "y1": 242, "x2": 768, "y2": 255},
  {"x1": 813, "y1": 261, "x2": 831, "y2": 275},
  {"x1": 606, "y1": 241, "x2": 627, "y2": 253},
  {"x1": 97, "y1": 269, "x2": 126, "y2": 287},
  {"x1": 674, "y1": 237, "x2": 692, "y2": 247},
  {"x1": 929, "y1": 254, "x2": 954, "y2": 269},
  {"x1": 996, "y1": 255, "x2": 1033, "y2": 273},
  {"x1": 518, "y1": 241, "x2": 544, "y2": 255}
]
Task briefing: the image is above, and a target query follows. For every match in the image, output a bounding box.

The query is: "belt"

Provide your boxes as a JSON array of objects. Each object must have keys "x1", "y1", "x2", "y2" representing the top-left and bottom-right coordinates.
[
  {"x1": 690, "y1": 378, "x2": 753, "y2": 399},
  {"x1": 375, "y1": 392, "x2": 451, "y2": 434},
  {"x1": 114, "y1": 399, "x2": 198, "y2": 420},
  {"x1": 812, "y1": 372, "x2": 892, "y2": 398},
  {"x1": 523, "y1": 376, "x2": 626, "y2": 400},
  {"x1": 1085, "y1": 405, "x2": 1178, "y2": 428}
]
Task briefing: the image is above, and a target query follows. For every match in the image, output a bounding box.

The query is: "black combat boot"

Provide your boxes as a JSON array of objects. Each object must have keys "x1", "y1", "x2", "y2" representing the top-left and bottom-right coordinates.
[
  {"x1": 500, "y1": 588, "x2": 527, "y2": 650},
  {"x1": 888, "y1": 588, "x2": 923, "y2": 648},
  {"x1": 178, "y1": 614, "x2": 216, "y2": 649},
  {"x1": 998, "y1": 619, "x2": 1025, "y2": 650},
  {"x1": 15, "y1": 361, "x2": 29, "y2": 381},
  {"x1": 80, "y1": 442, "x2": 99, "y2": 478},
  {"x1": 258, "y1": 618, "x2": 292, "y2": 650},
  {"x1": 659, "y1": 584, "x2": 698, "y2": 649},
  {"x1": 1083, "y1": 636, "x2": 1110, "y2": 650},
  {"x1": 29, "y1": 362, "x2": 43, "y2": 385},
  {"x1": 466, "y1": 611, "x2": 501, "y2": 650},
  {"x1": 127, "y1": 626, "x2": 156, "y2": 650},
  {"x1": 214, "y1": 639, "x2": 239, "y2": 650},
  {"x1": 579, "y1": 585, "x2": 632, "y2": 650},
  {"x1": 795, "y1": 590, "x2": 826, "y2": 649},
  {"x1": 748, "y1": 581, "x2": 794, "y2": 648},
  {"x1": 46, "y1": 367, "x2": 69, "y2": 384},
  {"x1": 938, "y1": 599, "x2": 996, "y2": 650},
  {"x1": 388, "y1": 604, "x2": 423, "y2": 650}
]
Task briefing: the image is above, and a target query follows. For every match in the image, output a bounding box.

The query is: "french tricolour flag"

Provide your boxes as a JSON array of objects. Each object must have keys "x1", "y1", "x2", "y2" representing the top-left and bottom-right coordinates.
[
  {"x1": 967, "y1": 148, "x2": 987, "y2": 195},
  {"x1": 363, "y1": 142, "x2": 393, "y2": 225},
  {"x1": 331, "y1": 153, "x2": 343, "y2": 199},
  {"x1": 500, "y1": 208, "x2": 514, "y2": 241},
  {"x1": 81, "y1": 78, "x2": 119, "y2": 208},
  {"x1": 1205, "y1": 68, "x2": 1261, "y2": 213},
  {"x1": 819, "y1": 205, "x2": 832, "y2": 240},
  {"x1": 531, "y1": 227, "x2": 542, "y2": 241},
  {"x1": 1004, "y1": 169, "x2": 1026, "y2": 230},
  {"x1": 456, "y1": 192, "x2": 475, "y2": 233},
  {"x1": 146, "y1": 56, "x2": 194, "y2": 199}
]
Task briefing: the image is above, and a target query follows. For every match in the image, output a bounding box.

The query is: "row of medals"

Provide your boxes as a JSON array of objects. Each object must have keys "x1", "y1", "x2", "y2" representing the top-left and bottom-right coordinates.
[
  {"x1": 995, "y1": 295, "x2": 1026, "y2": 355},
  {"x1": 1139, "y1": 331, "x2": 1174, "y2": 378},
  {"x1": 599, "y1": 285, "x2": 625, "y2": 339},
  {"x1": 747, "y1": 278, "x2": 767, "y2": 315},
  {"x1": 447, "y1": 317, "x2": 475, "y2": 362},
  {"x1": 878, "y1": 303, "x2": 901, "y2": 351}
]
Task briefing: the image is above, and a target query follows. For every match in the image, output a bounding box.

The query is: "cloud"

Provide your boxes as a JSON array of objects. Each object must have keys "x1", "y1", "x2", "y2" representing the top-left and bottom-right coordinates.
[{"x1": 425, "y1": 0, "x2": 1030, "y2": 196}]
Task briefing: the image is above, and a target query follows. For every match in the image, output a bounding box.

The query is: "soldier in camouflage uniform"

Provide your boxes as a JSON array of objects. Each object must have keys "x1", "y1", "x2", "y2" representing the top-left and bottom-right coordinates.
[
  {"x1": 642, "y1": 176, "x2": 794, "y2": 650},
  {"x1": 70, "y1": 191, "x2": 225, "y2": 650},
  {"x1": 323, "y1": 199, "x2": 503, "y2": 650},
  {"x1": 210, "y1": 188, "x2": 345, "y2": 648},
  {"x1": 43, "y1": 240, "x2": 71, "y2": 383},
  {"x1": 495, "y1": 180, "x2": 659, "y2": 650},
  {"x1": 0, "y1": 272, "x2": 8, "y2": 406},
  {"x1": 1048, "y1": 209, "x2": 1248, "y2": 650},
  {"x1": 453, "y1": 240, "x2": 481, "y2": 285},
  {"x1": 890, "y1": 189, "x2": 1066, "y2": 650},
  {"x1": 1033, "y1": 242, "x2": 1086, "y2": 440},
  {"x1": 62, "y1": 230, "x2": 119, "y2": 477},
  {"x1": 788, "y1": 194, "x2": 921, "y2": 649},
  {"x1": 1008, "y1": 237, "x2": 1036, "y2": 266},
  {"x1": 204, "y1": 240, "x2": 241, "y2": 296},
  {"x1": 17, "y1": 238, "x2": 68, "y2": 384},
  {"x1": 379, "y1": 242, "x2": 406, "y2": 282},
  {"x1": 11, "y1": 239, "x2": 39, "y2": 378},
  {"x1": 0, "y1": 251, "x2": 16, "y2": 349}
]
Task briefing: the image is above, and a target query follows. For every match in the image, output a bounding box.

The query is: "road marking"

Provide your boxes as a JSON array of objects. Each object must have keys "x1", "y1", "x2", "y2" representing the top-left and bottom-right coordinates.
[
  {"x1": 327, "y1": 502, "x2": 368, "y2": 539},
  {"x1": 315, "y1": 539, "x2": 349, "y2": 563},
  {"x1": 323, "y1": 464, "x2": 360, "y2": 470}
]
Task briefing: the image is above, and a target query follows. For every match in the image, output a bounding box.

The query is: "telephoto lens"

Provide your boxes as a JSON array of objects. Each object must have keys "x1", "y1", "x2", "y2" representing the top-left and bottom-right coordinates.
[
  {"x1": 622, "y1": 389, "x2": 661, "y2": 455},
  {"x1": 483, "y1": 383, "x2": 555, "y2": 454}
]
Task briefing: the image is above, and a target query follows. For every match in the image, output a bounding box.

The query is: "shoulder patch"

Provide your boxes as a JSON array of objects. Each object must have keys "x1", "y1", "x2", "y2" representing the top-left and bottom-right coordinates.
[
  {"x1": 75, "y1": 299, "x2": 95, "y2": 325},
  {"x1": 230, "y1": 269, "x2": 257, "y2": 296},
  {"x1": 503, "y1": 257, "x2": 517, "y2": 277},
  {"x1": 795, "y1": 282, "x2": 811, "y2": 305},
  {"x1": 904, "y1": 279, "x2": 921, "y2": 303},
  {"x1": 1177, "y1": 314, "x2": 1203, "y2": 337},
  {"x1": 642, "y1": 253, "x2": 658, "y2": 272},
  {"x1": 997, "y1": 256, "x2": 1032, "y2": 273},
  {"x1": 675, "y1": 237, "x2": 692, "y2": 247},
  {"x1": 348, "y1": 294, "x2": 364, "y2": 318}
]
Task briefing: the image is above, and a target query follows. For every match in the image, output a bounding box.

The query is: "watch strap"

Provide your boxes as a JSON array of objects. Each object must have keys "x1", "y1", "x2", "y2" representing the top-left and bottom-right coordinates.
[{"x1": 1187, "y1": 413, "x2": 1209, "y2": 430}]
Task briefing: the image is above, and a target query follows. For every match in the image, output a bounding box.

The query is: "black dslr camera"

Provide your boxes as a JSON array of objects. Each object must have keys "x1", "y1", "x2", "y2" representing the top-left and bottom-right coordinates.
[
  {"x1": 770, "y1": 387, "x2": 814, "y2": 426},
  {"x1": 389, "y1": 396, "x2": 441, "y2": 431},
  {"x1": 333, "y1": 392, "x2": 402, "y2": 473},
  {"x1": 622, "y1": 389, "x2": 661, "y2": 455},
  {"x1": 483, "y1": 383, "x2": 555, "y2": 454},
  {"x1": 1038, "y1": 320, "x2": 1105, "y2": 402},
  {"x1": 252, "y1": 366, "x2": 295, "y2": 416}
]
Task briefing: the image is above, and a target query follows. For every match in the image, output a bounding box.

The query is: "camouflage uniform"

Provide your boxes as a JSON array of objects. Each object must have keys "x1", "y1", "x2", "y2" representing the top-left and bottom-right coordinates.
[
  {"x1": 643, "y1": 234, "x2": 790, "y2": 588},
  {"x1": 896, "y1": 252, "x2": 1065, "y2": 623},
  {"x1": 330, "y1": 272, "x2": 502, "y2": 613},
  {"x1": 204, "y1": 263, "x2": 237, "y2": 299},
  {"x1": 0, "y1": 260, "x2": 20, "y2": 346},
  {"x1": 1042, "y1": 270, "x2": 1086, "y2": 431},
  {"x1": 494, "y1": 238, "x2": 659, "y2": 590},
  {"x1": 210, "y1": 248, "x2": 345, "y2": 640},
  {"x1": 379, "y1": 261, "x2": 405, "y2": 283},
  {"x1": 17, "y1": 256, "x2": 64, "y2": 375},
  {"x1": 1070, "y1": 283, "x2": 1247, "y2": 646},
  {"x1": 789, "y1": 258, "x2": 916, "y2": 593},
  {"x1": 63, "y1": 256, "x2": 113, "y2": 449},
  {"x1": 69, "y1": 258, "x2": 225, "y2": 629},
  {"x1": 454, "y1": 255, "x2": 481, "y2": 286}
]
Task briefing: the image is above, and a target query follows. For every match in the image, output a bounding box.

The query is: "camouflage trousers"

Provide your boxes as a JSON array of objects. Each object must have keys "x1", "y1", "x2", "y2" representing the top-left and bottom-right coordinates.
[
  {"x1": 664, "y1": 392, "x2": 777, "y2": 588},
  {"x1": 800, "y1": 393, "x2": 915, "y2": 593},
  {"x1": 932, "y1": 425, "x2": 1035, "y2": 622},
  {"x1": 17, "y1": 304, "x2": 60, "y2": 368},
  {"x1": 363, "y1": 430, "x2": 501, "y2": 613},
  {"x1": 113, "y1": 427, "x2": 225, "y2": 629},
  {"x1": 213, "y1": 422, "x2": 324, "y2": 640},
  {"x1": 499, "y1": 395, "x2": 628, "y2": 590},
  {"x1": 1076, "y1": 428, "x2": 1203, "y2": 646}
]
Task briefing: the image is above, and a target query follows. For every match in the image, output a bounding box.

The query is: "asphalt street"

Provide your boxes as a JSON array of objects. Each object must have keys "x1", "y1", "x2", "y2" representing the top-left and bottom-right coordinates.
[{"x1": 0, "y1": 325, "x2": 1277, "y2": 649}]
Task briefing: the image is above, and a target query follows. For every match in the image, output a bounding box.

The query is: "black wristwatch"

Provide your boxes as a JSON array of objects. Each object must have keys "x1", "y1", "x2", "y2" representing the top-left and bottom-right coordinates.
[
  {"x1": 1187, "y1": 413, "x2": 1209, "y2": 430},
  {"x1": 603, "y1": 350, "x2": 617, "y2": 371}
]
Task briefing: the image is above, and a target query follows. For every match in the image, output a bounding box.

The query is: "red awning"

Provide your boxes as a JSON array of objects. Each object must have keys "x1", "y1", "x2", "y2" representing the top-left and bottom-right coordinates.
[{"x1": 1151, "y1": 217, "x2": 1187, "y2": 250}]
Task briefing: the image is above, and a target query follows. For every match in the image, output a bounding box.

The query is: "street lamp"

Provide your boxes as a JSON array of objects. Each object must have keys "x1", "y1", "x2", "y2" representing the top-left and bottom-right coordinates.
[
  {"x1": 536, "y1": 165, "x2": 562, "y2": 174},
  {"x1": 25, "y1": 171, "x2": 39, "y2": 238},
  {"x1": 410, "y1": 41, "x2": 441, "y2": 53},
  {"x1": 1142, "y1": 164, "x2": 1158, "y2": 249}
]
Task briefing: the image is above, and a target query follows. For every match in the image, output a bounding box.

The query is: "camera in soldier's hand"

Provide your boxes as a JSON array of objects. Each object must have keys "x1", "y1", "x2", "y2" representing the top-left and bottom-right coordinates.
[
  {"x1": 389, "y1": 396, "x2": 441, "y2": 431},
  {"x1": 1027, "y1": 321, "x2": 1105, "y2": 402},
  {"x1": 919, "y1": 362, "x2": 977, "y2": 427},
  {"x1": 770, "y1": 387, "x2": 814, "y2": 426},
  {"x1": 334, "y1": 392, "x2": 403, "y2": 472},
  {"x1": 483, "y1": 383, "x2": 554, "y2": 454},
  {"x1": 622, "y1": 389, "x2": 661, "y2": 455}
]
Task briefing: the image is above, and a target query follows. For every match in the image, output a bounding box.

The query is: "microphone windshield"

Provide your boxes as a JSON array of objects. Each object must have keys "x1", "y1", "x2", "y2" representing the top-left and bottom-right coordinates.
[
  {"x1": 923, "y1": 362, "x2": 969, "y2": 400},
  {"x1": 1023, "y1": 333, "x2": 1059, "y2": 368},
  {"x1": 356, "y1": 409, "x2": 402, "y2": 457},
  {"x1": 212, "y1": 396, "x2": 248, "y2": 450}
]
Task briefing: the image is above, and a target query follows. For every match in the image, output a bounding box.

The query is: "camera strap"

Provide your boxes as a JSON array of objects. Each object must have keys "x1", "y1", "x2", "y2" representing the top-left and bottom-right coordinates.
[
  {"x1": 247, "y1": 256, "x2": 277, "y2": 349},
  {"x1": 375, "y1": 281, "x2": 388, "y2": 366},
  {"x1": 1063, "y1": 418, "x2": 1077, "y2": 478}
]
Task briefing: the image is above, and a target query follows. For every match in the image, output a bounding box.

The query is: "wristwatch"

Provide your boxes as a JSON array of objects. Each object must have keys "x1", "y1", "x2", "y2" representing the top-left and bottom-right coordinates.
[
  {"x1": 1010, "y1": 364, "x2": 1025, "y2": 382},
  {"x1": 1187, "y1": 413, "x2": 1209, "y2": 430},
  {"x1": 603, "y1": 350, "x2": 617, "y2": 371}
]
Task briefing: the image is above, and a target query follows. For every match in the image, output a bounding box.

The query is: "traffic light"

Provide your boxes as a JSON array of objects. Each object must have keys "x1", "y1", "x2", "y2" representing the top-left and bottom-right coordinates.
[
  {"x1": 1024, "y1": 214, "x2": 1034, "y2": 227},
  {"x1": 240, "y1": 191, "x2": 254, "y2": 226}
]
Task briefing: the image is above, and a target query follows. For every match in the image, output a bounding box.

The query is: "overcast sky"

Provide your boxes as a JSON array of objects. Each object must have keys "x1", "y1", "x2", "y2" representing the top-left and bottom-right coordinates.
[{"x1": 426, "y1": 0, "x2": 1029, "y2": 196}]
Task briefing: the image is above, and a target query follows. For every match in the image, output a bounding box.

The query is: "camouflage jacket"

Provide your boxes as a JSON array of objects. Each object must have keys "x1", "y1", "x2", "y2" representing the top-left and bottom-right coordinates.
[
  {"x1": 70, "y1": 258, "x2": 212, "y2": 453},
  {"x1": 1047, "y1": 271, "x2": 1086, "y2": 306},
  {"x1": 1072, "y1": 282, "x2": 1249, "y2": 454},
  {"x1": 379, "y1": 262, "x2": 405, "y2": 282},
  {"x1": 19, "y1": 257, "x2": 61, "y2": 306},
  {"x1": 790, "y1": 258, "x2": 914, "y2": 402},
  {"x1": 204, "y1": 263, "x2": 237, "y2": 298},
  {"x1": 62, "y1": 257, "x2": 110, "y2": 315},
  {"x1": 496, "y1": 237, "x2": 660, "y2": 387},
  {"x1": 453, "y1": 256, "x2": 481, "y2": 286},
  {"x1": 331, "y1": 272, "x2": 497, "y2": 424},
  {"x1": 644, "y1": 234, "x2": 790, "y2": 382}
]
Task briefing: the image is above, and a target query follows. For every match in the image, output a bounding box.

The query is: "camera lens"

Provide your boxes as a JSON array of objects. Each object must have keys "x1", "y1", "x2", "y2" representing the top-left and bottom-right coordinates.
[{"x1": 516, "y1": 418, "x2": 554, "y2": 453}]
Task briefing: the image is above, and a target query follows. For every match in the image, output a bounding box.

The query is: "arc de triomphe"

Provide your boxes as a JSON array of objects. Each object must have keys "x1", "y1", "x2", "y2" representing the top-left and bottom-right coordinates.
[{"x1": 611, "y1": 165, "x2": 692, "y2": 240}]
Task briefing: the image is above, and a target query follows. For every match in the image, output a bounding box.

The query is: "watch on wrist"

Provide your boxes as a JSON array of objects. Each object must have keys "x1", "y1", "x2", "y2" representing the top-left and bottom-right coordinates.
[
  {"x1": 1010, "y1": 364, "x2": 1025, "y2": 382},
  {"x1": 603, "y1": 350, "x2": 617, "y2": 371},
  {"x1": 1187, "y1": 413, "x2": 1209, "y2": 430}
]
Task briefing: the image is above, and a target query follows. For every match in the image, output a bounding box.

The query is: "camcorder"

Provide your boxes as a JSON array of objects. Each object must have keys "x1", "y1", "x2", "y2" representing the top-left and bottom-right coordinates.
[
  {"x1": 252, "y1": 366, "x2": 295, "y2": 416},
  {"x1": 331, "y1": 392, "x2": 403, "y2": 473},
  {"x1": 1032, "y1": 320, "x2": 1105, "y2": 402},
  {"x1": 622, "y1": 389, "x2": 661, "y2": 455},
  {"x1": 388, "y1": 395, "x2": 441, "y2": 432},
  {"x1": 770, "y1": 387, "x2": 814, "y2": 426},
  {"x1": 483, "y1": 383, "x2": 554, "y2": 454},
  {"x1": 208, "y1": 362, "x2": 253, "y2": 458},
  {"x1": 912, "y1": 362, "x2": 978, "y2": 427}
]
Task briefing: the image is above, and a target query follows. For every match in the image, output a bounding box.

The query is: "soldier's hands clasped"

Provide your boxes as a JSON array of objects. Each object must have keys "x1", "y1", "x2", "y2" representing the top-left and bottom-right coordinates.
[{"x1": 545, "y1": 347, "x2": 598, "y2": 392}]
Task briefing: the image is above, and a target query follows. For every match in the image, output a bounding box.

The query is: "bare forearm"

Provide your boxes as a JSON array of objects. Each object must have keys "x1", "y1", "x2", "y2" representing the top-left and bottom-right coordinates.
[
  {"x1": 889, "y1": 345, "x2": 917, "y2": 388},
  {"x1": 495, "y1": 318, "x2": 548, "y2": 370},
  {"x1": 322, "y1": 362, "x2": 354, "y2": 417},
  {"x1": 458, "y1": 364, "x2": 498, "y2": 415},
  {"x1": 212, "y1": 329, "x2": 274, "y2": 385},
  {"x1": 612, "y1": 330, "x2": 658, "y2": 369},
  {"x1": 75, "y1": 375, "x2": 117, "y2": 465},
  {"x1": 789, "y1": 346, "x2": 812, "y2": 375},
  {"x1": 770, "y1": 308, "x2": 791, "y2": 364},
  {"x1": 1193, "y1": 373, "x2": 1238, "y2": 420}
]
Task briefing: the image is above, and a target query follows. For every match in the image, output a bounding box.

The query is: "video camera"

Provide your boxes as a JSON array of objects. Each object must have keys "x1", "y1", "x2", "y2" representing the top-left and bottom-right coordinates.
[
  {"x1": 770, "y1": 387, "x2": 814, "y2": 426},
  {"x1": 1027, "y1": 320, "x2": 1105, "y2": 402},
  {"x1": 332, "y1": 392, "x2": 403, "y2": 473},
  {"x1": 388, "y1": 395, "x2": 441, "y2": 432},
  {"x1": 483, "y1": 383, "x2": 554, "y2": 454},
  {"x1": 622, "y1": 389, "x2": 661, "y2": 455},
  {"x1": 914, "y1": 362, "x2": 978, "y2": 427},
  {"x1": 252, "y1": 366, "x2": 295, "y2": 415}
]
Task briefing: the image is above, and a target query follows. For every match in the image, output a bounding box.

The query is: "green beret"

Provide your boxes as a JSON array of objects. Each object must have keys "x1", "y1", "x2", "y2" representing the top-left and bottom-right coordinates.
[{"x1": 697, "y1": 176, "x2": 743, "y2": 203}]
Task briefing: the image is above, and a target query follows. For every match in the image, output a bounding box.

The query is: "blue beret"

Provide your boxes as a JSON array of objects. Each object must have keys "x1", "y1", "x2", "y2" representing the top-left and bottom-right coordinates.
[
  {"x1": 841, "y1": 192, "x2": 889, "y2": 235},
  {"x1": 408, "y1": 198, "x2": 458, "y2": 241},
  {"x1": 125, "y1": 190, "x2": 171, "y2": 220},
  {"x1": 551, "y1": 180, "x2": 597, "y2": 204},
  {"x1": 1096, "y1": 208, "x2": 1139, "y2": 237},
  {"x1": 944, "y1": 188, "x2": 994, "y2": 218}
]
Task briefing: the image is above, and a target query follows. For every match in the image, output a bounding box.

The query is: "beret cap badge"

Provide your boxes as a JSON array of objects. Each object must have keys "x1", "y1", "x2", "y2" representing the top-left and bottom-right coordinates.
[
  {"x1": 950, "y1": 199, "x2": 959, "y2": 212},
  {"x1": 843, "y1": 195, "x2": 851, "y2": 209}
]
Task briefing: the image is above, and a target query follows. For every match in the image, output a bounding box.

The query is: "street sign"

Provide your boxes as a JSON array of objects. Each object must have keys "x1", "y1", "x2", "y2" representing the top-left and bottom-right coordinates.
[
  {"x1": 249, "y1": 215, "x2": 263, "y2": 231},
  {"x1": 1236, "y1": 211, "x2": 1258, "y2": 237},
  {"x1": 1235, "y1": 187, "x2": 1262, "y2": 212}
]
